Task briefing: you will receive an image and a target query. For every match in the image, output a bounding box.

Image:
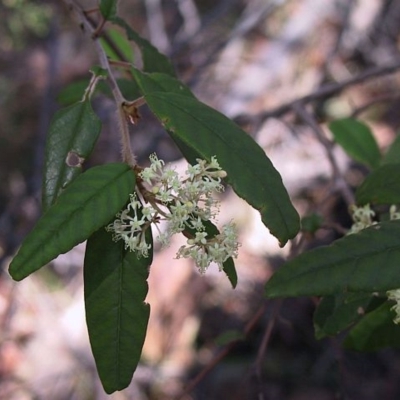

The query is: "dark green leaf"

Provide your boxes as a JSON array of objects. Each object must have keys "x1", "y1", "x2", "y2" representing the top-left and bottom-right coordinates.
[
  {"x1": 265, "y1": 220, "x2": 400, "y2": 298},
  {"x1": 99, "y1": 0, "x2": 118, "y2": 20},
  {"x1": 132, "y1": 70, "x2": 194, "y2": 97},
  {"x1": 221, "y1": 257, "x2": 238, "y2": 289},
  {"x1": 111, "y1": 17, "x2": 175, "y2": 76},
  {"x1": 301, "y1": 213, "x2": 324, "y2": 234},
  {"x1": 42, "y1": 100, "x2": 102, "y2": 211},
  {"x1": 135, "y1": 92, "x2": 299, "y2": 245},
  {"x1": 9, "y1": 164, "x2": 135, "y2": 281},
  {"x1": 57, "y1": 79, "x2": 110, "y2": 106},
  {"x1": 343, "y1": 302, "x2": 400, "y2": 351},
  {"x1": 100, "y1": 28, "x2": 133, "y2": 62},
  {"x1": 90, "y1": 66, "x2": 108, "y2": 79},
  {"x1": 356, "y1": 163, "x2": 400, "y2": 205},
  {"x1": 84, "y1": 226, "x2": 150, "y2": 393},
  {"x1": 132, "y1": 70, "x2": 202, "y2": 164},
  {"x1": 329, "y1": 118, "x2": 381, "y2": 169},
  {"x1": 117, "y1": 78, "x2": 141, "y2": 100},
  {"x1": 382, "y1": 135, "x2": 400, "y2": 165},
  {"x1": 57, "y1": 80, "x2": 89, "y2": 106},
  {"x1": 314, "y1": 293, "x2": 373, "y2": 339}
]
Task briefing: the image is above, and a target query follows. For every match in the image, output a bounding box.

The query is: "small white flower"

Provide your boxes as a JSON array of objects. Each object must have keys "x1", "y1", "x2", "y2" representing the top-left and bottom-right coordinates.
[
  {"x1": 156, "y1": 187, "x2": 173, "y2": 203},
  {"x1": 124, "y1": 235, "x2": 140, "y2": 252},
  {"x1": 390, "y1": 205, "x2": 400, "y2": 220},
  {"x1": 347, "y1": 204, "x2": 377, "y2": 234},
  {"x1": 207, "y1": 156, "x2": 220, "y2": 170},
  {"x1": 190, "y1": 216, "x2": 205, "y2": 231},
  {"x1": 194, "y1": 231, "x2": 208, "y2": 245},
  {"x1": 142, "y1": 205, "x2": 156, "y2": 221},
  {"x1": 186, "y1": 164, "x2": 202, "y2": 179},
  {"x1": 388, "y1": 289, "x2": 400, "y2": 324},
  {"x1": 149, "y1": 153, "x2": 164, "y2": 171},
  {"x1": 140, "y1": 167, "x2": 157, "y2": 184}
]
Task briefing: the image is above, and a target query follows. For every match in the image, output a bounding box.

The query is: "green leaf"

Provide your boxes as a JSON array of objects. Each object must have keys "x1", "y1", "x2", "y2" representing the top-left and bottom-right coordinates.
[
  {"x1": 42, "y1": 100, "x2": 102, "y2": 211},
  {"x1": 329, "y1": 118, "x2": 381, "y2": 169},
  {"x1": 84, "y1": 226, "x2": 150, "y2": 394},
  {"x1": 90, "y1": 66, "x2": 109, "y2": 79},
  {"x1": 100, "y1": 28, "x2": 133, "y2": 62},
  {"x1": 117, "y1": 78, "x2": 141, "y2": 100},
  {"x1": 382, "y1": 135, "x2": 400, "y2": 165},
  {"x1": 221, "y1": 257, "x2": 238, "y2": 289},
  {"x1": 314, "y1": 293, "x2": 373, "y2": 339},
  {"x1": 132, "y1": 70, "x2": 204, "y2": 164},
  {"x1": 133, "y1": 68, "x2": 299, "y2": 244},
  {"x1": 57, "y1": 80, "x2": 90, "y2": 106},
  {"x1": 131, "y1": 70, "x2": 195, "y2": 97},
  {"x1": 343, "y1": 302, "x2": 400, "y2": 351},
  {"x1": 99, "y1": 0, "x2": 118, "y2": 20},
  {"x1": 111, "y1": 17, "x2": 175, "y2": 76},
  {"x1": 57, "y1": 79, "x2": 110, "y2": 106},
  {"x1": 265, "y1": 220, "x2": 400, "y2": 298},
  {"x1": 137, "y1": 97, "x2": 299, "y2": 245},
  {"x1": 355, "y1": 163, "x2": 400, "y2": 205},
  {"x1": 9, "y1": 163, "x2": 135, "y2": 281},
  {"x1": 301, "y1": 213, "x2": 324, "y2": 234}
]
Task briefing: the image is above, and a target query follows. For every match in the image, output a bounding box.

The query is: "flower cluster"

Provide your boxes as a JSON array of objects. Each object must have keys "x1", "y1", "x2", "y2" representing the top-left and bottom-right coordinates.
[
  {"x1": 347, "y1": 203, "x2": 400, "y2": 324},
  {"x1": 106, "y1": 154, "x2": 239, "y2": 273},
  {"x1": 176, "y1": 222, "x2": 238, "y2": 274}
]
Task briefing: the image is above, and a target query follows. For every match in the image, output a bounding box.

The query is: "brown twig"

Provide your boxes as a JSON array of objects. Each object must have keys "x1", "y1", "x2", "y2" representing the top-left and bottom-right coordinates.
[
  {"x1": 254, "y1": 300, "x2": 281, "y2": 400},
  {"x1": 92, "y1": 16, "x2": 107, "y2": 39},
  {"x1": 351, "y1": 93, "x2": 400, "y2": 118},
  {"x1": 251, "y1": 60, "x2": 400, "y2": 121},
  {"x1": 176, "y1": 302, "x2": 268, "y2": 400}
]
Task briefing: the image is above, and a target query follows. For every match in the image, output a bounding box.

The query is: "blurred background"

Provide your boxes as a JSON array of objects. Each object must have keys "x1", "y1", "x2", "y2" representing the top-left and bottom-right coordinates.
[{"x1": 2, "y1": 0, "x2": 400, "y2": 399}]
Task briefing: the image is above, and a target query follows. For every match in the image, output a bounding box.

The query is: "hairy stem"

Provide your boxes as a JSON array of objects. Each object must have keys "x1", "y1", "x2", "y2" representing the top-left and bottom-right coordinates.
[{"x1": 63, "y1": 0, "x2": 136, "y2": 166}]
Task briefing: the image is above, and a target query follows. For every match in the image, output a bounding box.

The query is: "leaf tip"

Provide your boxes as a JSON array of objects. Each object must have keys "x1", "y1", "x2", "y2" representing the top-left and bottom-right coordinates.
[{"x1": 8, "y1": 262, "x2": 25, "y2": 282}]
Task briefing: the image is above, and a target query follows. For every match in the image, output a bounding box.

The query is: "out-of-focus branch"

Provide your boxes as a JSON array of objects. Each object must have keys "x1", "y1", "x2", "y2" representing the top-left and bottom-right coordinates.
[
  {"x1": 175, "y1": 0, "x2": 201, "y2": 41},
  {"x1": 254, "y1": 300, "x2": 281, "y2": 400},
  {"x1": 351, "y1": 93, "x2": 400, "y2": 118},
  {"x1": 185, "y1": 0, "x2": 284, "y2": 87},
  {"x1": 292, "y1": 102, "x2": 355, "y2": 206},
  {"x1": 62, "y1": 0, "x2": 136, "y2": 166},
  {"x1": 252, "y1": 60, "x2": 400, "y2": 121},
  {"x1": 177, "y1": 302, "x2": 268, "y2": 400},
  {"x1": 144, "y1": 0, "x2": 170, "y2": 53}
]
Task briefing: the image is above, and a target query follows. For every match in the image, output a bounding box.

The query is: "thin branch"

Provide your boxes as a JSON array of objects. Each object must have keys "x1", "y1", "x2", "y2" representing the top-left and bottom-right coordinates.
[
  {"x1": 177, "y1": 302, "x2": 268, "y2": 400},
  {"x1": 252, "y1": 60, "x2": 400, "y2": 121},
  {"x1": 62, "y1": 0, "x2": 136, "y2": 166},
  {"x1": 144, "y1": 0, "x2": 170, "y2": 53},
  {"x1": 318, "y1": 0, "x2": 355, "y2": 82},
  {"x1": 254, "y1": 300, "x2": 281, "y2": 400},
  {"x1": 175, "y1": 0, "x2": 201, "y2": 41},
  {"x1": 351, "y1": 93, "x2": 400, "y2": 118},
  {"x1": 185, "y1": 0, "x2": 284, "y2": 87},
  {"x1": 292, "y1": 102, "x2": 355, "y2": 206}
]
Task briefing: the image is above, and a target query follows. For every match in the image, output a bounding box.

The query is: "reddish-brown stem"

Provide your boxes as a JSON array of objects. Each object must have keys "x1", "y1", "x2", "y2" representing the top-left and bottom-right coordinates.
[{"x1": 177, "y1": 302, "x2": 268, "y2": 399}]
